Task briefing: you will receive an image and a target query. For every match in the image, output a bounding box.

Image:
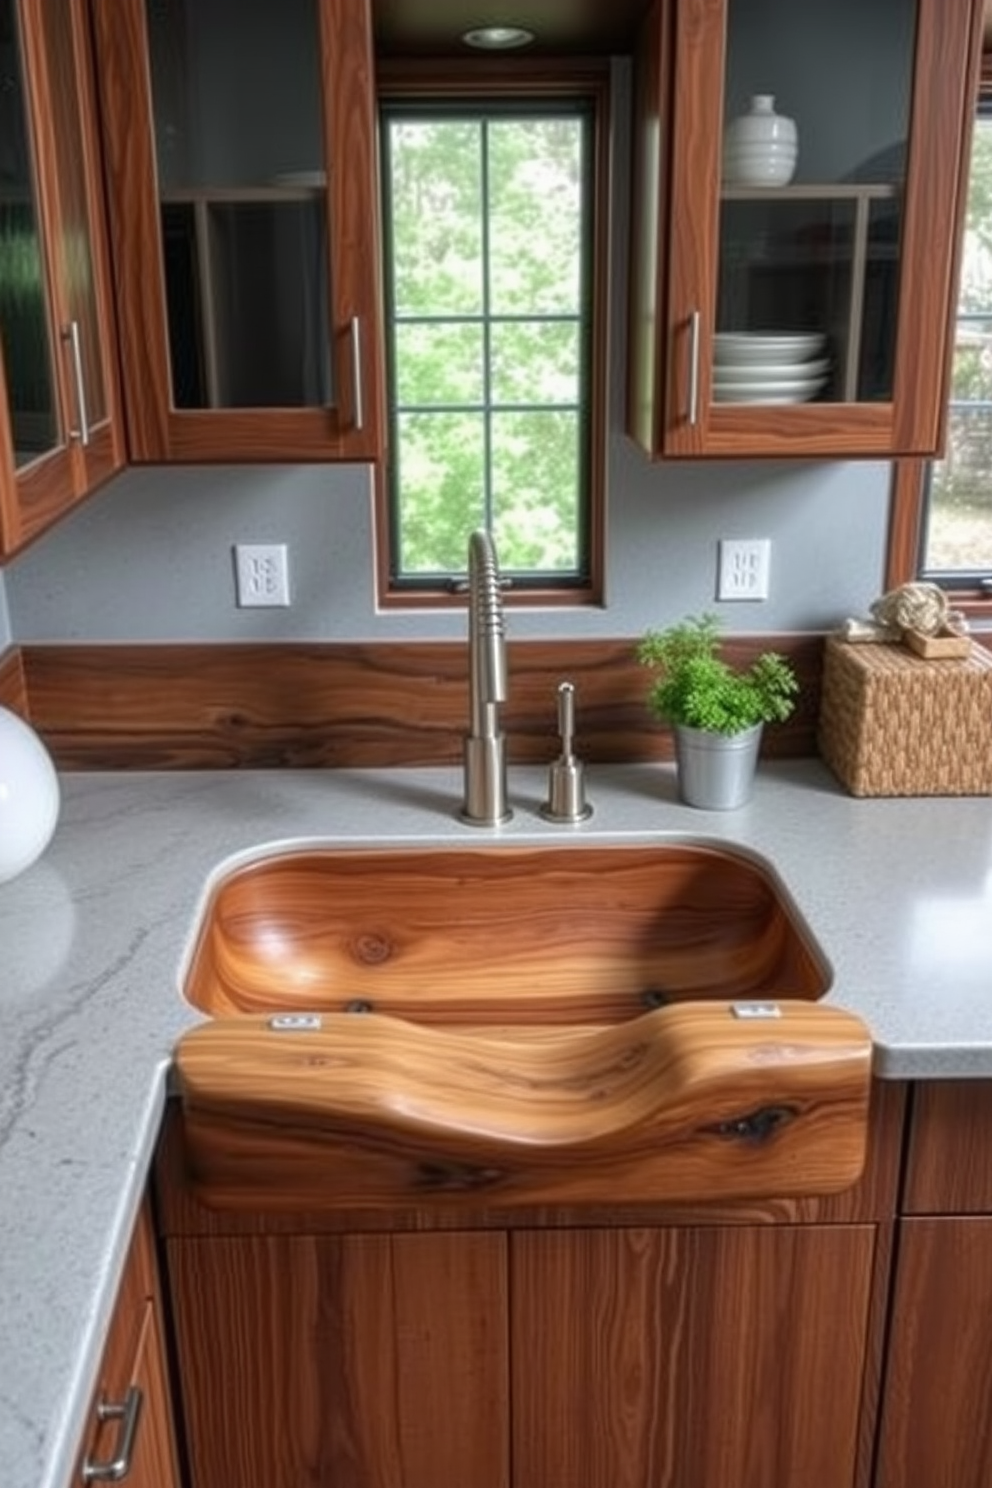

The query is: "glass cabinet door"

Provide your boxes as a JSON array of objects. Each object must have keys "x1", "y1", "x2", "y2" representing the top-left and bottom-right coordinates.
[
  {"x1": 632, "y1": 0, "x2": 982, "y2": 456},
  {"x1": 145, "y1": 0, "x2": 332, "y2": 412},
  {"x1": 715, "y1": 0, "x2": 916, "y2": 410},
  {"x1": 0, "y1": 0, "x2": 61, "y2": 470},
  {"x1": 41, "y1": 0, "x2": 110, "y2": 440}
]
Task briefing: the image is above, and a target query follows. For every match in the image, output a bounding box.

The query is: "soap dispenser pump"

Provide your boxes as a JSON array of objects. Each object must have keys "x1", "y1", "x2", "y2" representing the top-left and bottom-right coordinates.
[{"x1": 540, "y1": 681, "x2": 592, "y2": 823}]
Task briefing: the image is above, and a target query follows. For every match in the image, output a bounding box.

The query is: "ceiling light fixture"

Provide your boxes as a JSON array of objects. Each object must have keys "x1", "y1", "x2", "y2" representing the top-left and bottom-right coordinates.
[{"x1": 461, "y1": 25, "x2": 535, "y2": 50}]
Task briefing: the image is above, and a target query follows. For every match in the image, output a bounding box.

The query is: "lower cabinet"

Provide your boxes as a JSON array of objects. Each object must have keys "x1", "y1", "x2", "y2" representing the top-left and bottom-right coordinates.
[
  {"x1": 167, "y1": 1232, "x2": 510, "y2": 1488},
  {"x1": 165, "y1": 1223, "x2": 878, "y2": 1488},
  {"x1": 874, "y1": 1081, "x2": 992, "y2": 1488},
  {"x1": 875, "y1": 1218, "x2": 992, "y2": 1488},
  {"x1": 74, "y1": 1199, "x2": 181, "y2": 1488},
  {"x1": 511, "y1": 1226, "x2": 876, "y2": 1488}
]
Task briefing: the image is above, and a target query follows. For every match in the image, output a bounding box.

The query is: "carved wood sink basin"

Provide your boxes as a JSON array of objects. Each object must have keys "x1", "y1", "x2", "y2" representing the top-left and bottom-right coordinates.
[
  {"x1": 183, "y1": 841, "x2": 830, "y2": 1024},
  {"x1": 173, "y1": 843, "x2": 870, "y2": 1210}
]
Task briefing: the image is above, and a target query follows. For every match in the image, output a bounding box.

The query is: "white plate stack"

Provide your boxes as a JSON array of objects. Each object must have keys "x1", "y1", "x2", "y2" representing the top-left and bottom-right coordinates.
[{"x1": 713, "y1": 332, "x2": 830, "y2": 404}]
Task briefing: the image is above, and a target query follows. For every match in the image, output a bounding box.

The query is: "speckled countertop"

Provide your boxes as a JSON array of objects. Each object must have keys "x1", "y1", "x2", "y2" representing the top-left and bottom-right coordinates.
[{"x1": 4, "y1": 760, "x2": 992, "y2": 1488}]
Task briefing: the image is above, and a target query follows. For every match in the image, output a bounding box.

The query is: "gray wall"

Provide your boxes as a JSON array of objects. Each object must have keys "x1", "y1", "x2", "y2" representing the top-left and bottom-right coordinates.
[
  {"x1": 0, "y1": 572, "x2": 10, "y2": 649},
  {"x1": 3, "y1": 452, "x2": 890, "y2": 643},
  {"x1": 1, "y1": 55, "x2": 894, "y2": 646}
]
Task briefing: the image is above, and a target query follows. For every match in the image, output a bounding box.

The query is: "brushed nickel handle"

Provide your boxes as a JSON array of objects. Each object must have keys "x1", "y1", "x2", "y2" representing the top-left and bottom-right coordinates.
[
  {"x1": 686, "y1": 308, "x2": 701, "y2": 427},
  {"x1": 62, "y1": 320, "x2": 91, "y2": 446},
  {"x1": 82, "y1": 1386, "x2": 143, "y2": 1483},
  {"x1": 349, "y1": 314, "x2": 365, "y2": 432}
]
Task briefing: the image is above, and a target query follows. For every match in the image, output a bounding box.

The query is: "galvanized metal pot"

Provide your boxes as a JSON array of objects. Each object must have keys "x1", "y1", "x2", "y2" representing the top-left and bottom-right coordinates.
[{"x1": 673, "y1": 722, "x2": 763, "y2": 810}]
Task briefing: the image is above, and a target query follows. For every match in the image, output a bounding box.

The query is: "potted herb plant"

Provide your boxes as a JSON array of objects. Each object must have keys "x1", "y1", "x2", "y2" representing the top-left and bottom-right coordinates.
[{"x1": 636, "y1": 613, "x2": 799, "y2": 808}]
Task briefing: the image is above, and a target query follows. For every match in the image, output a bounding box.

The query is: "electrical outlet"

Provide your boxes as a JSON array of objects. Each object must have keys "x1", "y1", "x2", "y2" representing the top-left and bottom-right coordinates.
[
  {"x1": 234, "y1": 544, "x2": 291, "y2": 607},
  {"x1": 717, "y1": 538, "x2": 771, "y2": 601}
]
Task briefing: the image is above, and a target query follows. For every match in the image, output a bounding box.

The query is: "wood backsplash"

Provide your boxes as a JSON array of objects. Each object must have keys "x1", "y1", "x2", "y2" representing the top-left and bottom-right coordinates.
[
  {"x1": 17, "y1": 636, "x2": 825, "y2": 770},
  {"x1": 0, "y1": 648, "x2": 27, "y2": 716}
]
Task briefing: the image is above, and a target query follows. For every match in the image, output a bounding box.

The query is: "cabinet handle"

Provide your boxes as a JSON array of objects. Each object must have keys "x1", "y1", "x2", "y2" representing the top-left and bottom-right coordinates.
[
  {"x1": 81, "y1": 1386, "x2": 143, "y2": 1483},
  {"x1": 686, "y1": 309, "x2": 701, "y2": 427},
  {"x1": 62, "y1": 321, "x2": 91, "y2": 447},
  {"x1": 349, "y1": 315, "x2": 365, "y2": 432}
]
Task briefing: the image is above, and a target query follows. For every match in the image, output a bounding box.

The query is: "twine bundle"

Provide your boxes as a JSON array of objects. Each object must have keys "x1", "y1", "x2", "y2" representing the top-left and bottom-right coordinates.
[{"x1": 869, "y1": 582, "x2": 949, "y2": 636}]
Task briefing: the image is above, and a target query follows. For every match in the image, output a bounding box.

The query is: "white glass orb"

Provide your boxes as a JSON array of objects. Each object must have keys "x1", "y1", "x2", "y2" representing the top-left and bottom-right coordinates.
[{"x1": 0, "y1": 706, "x2": 61, "y2": 883}]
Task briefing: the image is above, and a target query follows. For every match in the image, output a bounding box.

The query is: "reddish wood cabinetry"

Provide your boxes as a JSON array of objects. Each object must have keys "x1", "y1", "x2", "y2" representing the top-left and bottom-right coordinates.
[
  {"x1": 73, "y1": 1200, "x2": 180, "y2": 1488},
  {"x1": 89, "y1": 0, "x2": 383, "y2": 464},
  {"x1": 154, "y1": 1085, "x2": 903, "y2": 1488},
  {"x1": 0, "y1": 0, "x2": 124, "y2": 558},
  {"x1": 629, "y1": 0, "x2": 985, "y2": 458},
  {"x1": 875, "y1": 1081, "x2": 992, "y2": 1488}
]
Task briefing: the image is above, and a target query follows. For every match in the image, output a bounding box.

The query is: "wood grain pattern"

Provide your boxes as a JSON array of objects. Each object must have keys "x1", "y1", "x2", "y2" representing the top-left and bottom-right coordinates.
[
  {"x1": 2, "y1": 0, "x2": 125, "y2": 560},
  {"x1": 186, "y1": 842, "x2": 829, "y2": 1021},
  {"x1": 75, "y1": 1200, "x2": 181, "y2": 1488},
  {"x1": 90, "y1": 0, "x2": 383, "y2": 462},
  {"x1": 635, "y1": 0, "x2": 984, "y2": 459},
  {"x1": 174, "y1": 1001, "x2": 872, "y2": 1210},
  {"x1": 891, "y1": 0, "x2": 985, "y2": 453},
  {"x1": 19, "y1": 634, "x2": 826, "y2": 768},
  {"x1": 511, "y1": 1223, "x2": 877, "y2": 1488},
  {"x1": 154, "y1": 1079, "x2": 906, "y2": 1234},
  {"x1": 875, "y1": 1216, "x2": 992, "y2": 1488},
  {"x1": 0, "y1": 650, "x2": 27, "y2": 715},
  {"x1": 167, "y1": 1230, "x2": 509, "y2": 1488},
  {"x1": 902, "y1": 1080, "x2": 992, "y2": 1214}
]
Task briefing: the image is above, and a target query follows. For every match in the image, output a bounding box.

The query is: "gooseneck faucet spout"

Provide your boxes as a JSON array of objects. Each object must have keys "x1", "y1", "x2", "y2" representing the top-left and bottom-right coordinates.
[{"x1": 461, "y1": 529, "x2": 511, "y2": 825}]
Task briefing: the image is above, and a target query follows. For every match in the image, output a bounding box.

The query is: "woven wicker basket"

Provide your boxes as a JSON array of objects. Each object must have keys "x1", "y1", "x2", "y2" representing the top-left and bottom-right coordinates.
[{"x1": 818, "y1": 636, "x2": 992, "y2": 797}]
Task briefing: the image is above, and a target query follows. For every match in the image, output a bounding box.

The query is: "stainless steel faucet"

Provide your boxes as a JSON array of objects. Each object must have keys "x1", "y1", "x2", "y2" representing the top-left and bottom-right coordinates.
[{"x1": 461, "y1": 529, "x2": 511, "y2": 825}]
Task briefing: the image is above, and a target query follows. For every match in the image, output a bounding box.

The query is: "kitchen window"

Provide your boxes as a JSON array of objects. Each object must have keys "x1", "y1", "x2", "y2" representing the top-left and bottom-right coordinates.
[
  {"x1": 920, "y1": 102, "x2": 992, "y2": 590},
  {"x1": 889, "y1": 72, "x2": 992, "y2": 604},
  {"x1": 376, "y1": 69, "x2": 608, "y2": 606}
]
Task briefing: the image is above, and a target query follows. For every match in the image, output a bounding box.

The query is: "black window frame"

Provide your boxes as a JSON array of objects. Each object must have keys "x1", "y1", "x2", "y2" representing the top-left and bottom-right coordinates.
[{"x1": 374, "y1": 62, "x2": 609, "y2": 611}]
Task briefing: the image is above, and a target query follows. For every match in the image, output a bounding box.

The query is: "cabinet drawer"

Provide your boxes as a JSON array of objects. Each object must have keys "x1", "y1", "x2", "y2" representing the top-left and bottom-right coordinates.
[{"x1": 903, "y1": 1081, "x2": 992, "y2": 1214}]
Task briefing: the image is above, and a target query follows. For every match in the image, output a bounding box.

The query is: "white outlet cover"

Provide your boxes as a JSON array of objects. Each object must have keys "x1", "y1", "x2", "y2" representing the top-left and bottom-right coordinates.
[
  {"x1": 234, "y1": 543, "x2": 291, "y2": 607},
  {"x1": 717, "y1": 538, "x2": 771, "y2": 602}
]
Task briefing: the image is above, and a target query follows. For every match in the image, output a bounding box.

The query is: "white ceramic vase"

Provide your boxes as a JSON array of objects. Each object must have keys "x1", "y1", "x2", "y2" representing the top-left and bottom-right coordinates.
[
  {"x1": 723, "y1": 95, "x2": 798, "y2": 187},
  {"x1": 0, "y1": 706, "x2": 61, "y2": 882}
]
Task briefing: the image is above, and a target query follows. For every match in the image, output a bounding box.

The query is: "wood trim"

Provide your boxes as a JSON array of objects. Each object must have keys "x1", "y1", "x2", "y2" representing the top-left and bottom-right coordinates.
[
  {"x1": 0, "y1": 649, "x2": 28, "y2": 715},
  {"x1": 885, "y1": 459, "x2": 925, "y2": 590},
  {"x1": 19, "y1": 634, "x2": 825, "y2": 770}
]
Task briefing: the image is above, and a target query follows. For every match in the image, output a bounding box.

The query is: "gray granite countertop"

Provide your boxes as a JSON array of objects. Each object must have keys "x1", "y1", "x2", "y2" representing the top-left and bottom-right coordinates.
[{"x1": 3, "y1": 760, "x2": 992, "y2": 1488}]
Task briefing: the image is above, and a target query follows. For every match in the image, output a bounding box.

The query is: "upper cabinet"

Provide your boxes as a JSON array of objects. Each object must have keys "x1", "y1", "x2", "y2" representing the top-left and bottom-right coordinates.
[
  {"x1": 90, "y1": 0, "x2": 383, "y2": 463},
  {"x1": 0, "y1": 0, "x2": 124, "y2": 558},
  {"x1": 629, "y1": 0, "x2": 986, "y2": 459}
]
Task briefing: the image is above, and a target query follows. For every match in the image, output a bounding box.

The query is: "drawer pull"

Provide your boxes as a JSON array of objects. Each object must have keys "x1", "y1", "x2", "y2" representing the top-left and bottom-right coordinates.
[{"x1": 82, "y1": 1386, "x2": 143, "y2": 1482}]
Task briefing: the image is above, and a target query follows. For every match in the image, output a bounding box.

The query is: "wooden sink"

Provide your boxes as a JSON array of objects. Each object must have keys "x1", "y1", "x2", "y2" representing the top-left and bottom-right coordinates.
[
  {"x1": 183, "y1": 841, "x2": 830, "y2": 1025},
  {"x1": 175, "y1": 844, "x2": 872, "y2": 1211}
]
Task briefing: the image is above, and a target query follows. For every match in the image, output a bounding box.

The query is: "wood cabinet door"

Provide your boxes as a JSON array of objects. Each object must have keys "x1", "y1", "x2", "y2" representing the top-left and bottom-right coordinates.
[
  {"x1": 75, "y1": 1201, "x2": 181, "y2": 1488},
  {"x1": 89, "y1": 0, "x2": 382, "y2": 464},
  {"x1": 629, "y1": 0, "x2": 984, "y2": 460},
  {"x1": 876, "y1": 1216, "x2": 992, "y2": 1488},
  {"x1": 0, "y1": 0, "x2": 123, "y2": 558},
  {"x1": 167, "y1": 1231, "x2": 509, "y2": 1488},
  {"x1": 512, "y1": 1224, "x2": 876, "y2": 1488}
]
